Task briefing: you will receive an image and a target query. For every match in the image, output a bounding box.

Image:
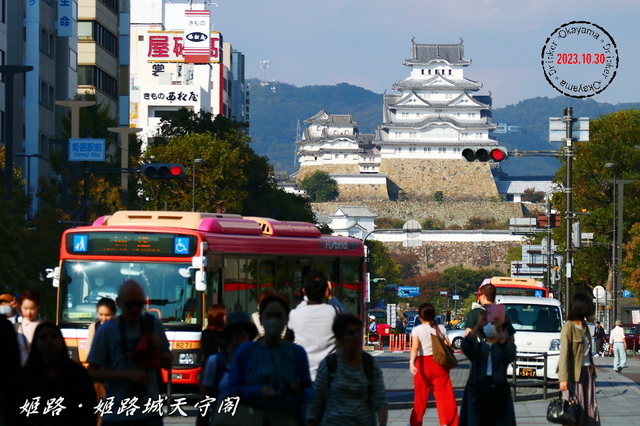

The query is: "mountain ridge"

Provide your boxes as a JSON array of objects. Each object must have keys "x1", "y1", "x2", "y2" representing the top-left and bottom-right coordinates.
[{"x1": 247, "y1": 78, "x2": 640, "y2": 177}]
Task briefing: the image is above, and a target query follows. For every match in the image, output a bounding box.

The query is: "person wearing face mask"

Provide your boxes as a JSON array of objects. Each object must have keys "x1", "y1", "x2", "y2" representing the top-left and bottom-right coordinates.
[
  {"x1": 464, "y1": 283, "x2": 516, "y2": 343},
  {"x1": 0, "y1": 293, "x2": 19, "y2": 324},
  {"x1": 460, "y1": 311, "x2": 516, "y2": 426},
  {"x1": 228, "y1": 295, "x2": 313, "y2": 425}
]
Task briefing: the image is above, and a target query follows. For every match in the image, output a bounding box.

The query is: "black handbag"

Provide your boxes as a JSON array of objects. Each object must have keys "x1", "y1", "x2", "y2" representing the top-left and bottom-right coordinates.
[{"x1": 546, "y1": 395, "x2": 581, "y2": 425}]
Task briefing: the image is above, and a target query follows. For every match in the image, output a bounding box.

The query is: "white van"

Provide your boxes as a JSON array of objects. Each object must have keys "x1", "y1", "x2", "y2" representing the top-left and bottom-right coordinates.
[{"x1": 496, "y1": 295, "x2": 563, "y2": 379}]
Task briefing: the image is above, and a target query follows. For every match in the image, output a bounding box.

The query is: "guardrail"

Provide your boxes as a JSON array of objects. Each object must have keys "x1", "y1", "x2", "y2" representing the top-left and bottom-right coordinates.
[{"x1": 510, "y1": 352, "x2": 552, "y2": 401}]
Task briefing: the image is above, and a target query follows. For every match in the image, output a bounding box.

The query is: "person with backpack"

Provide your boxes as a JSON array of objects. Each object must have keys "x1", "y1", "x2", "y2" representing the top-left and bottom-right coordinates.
[
  {"x1": 288, "y1": 271, "x2": 342, "y2": 381},
  {"x1": 87, "y1": 280, "x2": 173, "y2": 425},
  {"x1": 198, "y1": 311, "x2": 258, "y2": 426},
  {"x1": 307, "y1": 313, "x2": 388, "y2": 426}
]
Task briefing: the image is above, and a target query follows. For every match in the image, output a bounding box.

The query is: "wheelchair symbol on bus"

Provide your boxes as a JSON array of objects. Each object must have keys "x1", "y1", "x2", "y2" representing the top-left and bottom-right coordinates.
[{"x1": 174, "y1": 238, "x2": 189, "y2": 254}]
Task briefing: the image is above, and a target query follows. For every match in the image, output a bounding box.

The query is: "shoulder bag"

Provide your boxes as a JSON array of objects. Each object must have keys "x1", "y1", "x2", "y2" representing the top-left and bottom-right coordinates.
[
  {"x1": 431, "y1": 325, "x2": 458, "y2": 369},
  {"x1": 546, "y1": 393, "x2": 581, "y2": 425}
]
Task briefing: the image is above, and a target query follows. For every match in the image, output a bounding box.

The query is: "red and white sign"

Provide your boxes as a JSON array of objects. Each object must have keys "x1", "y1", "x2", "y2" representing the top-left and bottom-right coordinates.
[
  {"x1": 183, "y1": 10, "x2": 211, "y2": 63},
  {"x1": 147, "y1": 30, "x2": 220, "y2": 63}
]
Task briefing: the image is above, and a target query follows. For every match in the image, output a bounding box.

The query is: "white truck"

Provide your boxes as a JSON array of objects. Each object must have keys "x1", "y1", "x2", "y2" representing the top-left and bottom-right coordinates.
[{"x1": 496, "y1": 295, "x2": 563, "y2": 379}]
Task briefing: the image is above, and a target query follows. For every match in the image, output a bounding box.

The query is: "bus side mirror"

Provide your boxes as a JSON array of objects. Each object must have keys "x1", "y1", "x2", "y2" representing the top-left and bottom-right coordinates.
[
  {"x1": 46, "y1": 267, "x2": 60, "y2": 288},
  {"x1": 194, "y1": 270, "x2": 206, "y2": 292},
  {"x1": 191, "y1": 251, "x2": 207, "y2": 292}
]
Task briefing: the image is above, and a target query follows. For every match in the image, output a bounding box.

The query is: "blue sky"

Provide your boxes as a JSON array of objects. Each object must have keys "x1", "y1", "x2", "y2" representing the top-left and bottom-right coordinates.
[{"x1": 212, "y1": 0, "x2": 639, "y2": 108}]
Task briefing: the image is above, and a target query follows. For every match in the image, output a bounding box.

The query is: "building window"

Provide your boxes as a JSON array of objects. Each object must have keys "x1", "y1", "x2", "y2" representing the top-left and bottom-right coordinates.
[
  {"x1": 40, "y1": 27, "x2": 55, "y2": 57},
  {"x1": 449, "y1": 69, "x2": 452, "y2": 75},
  {"x1": 79, "y1": 21, "x2": 118, "y2": 57},
  {"x1": 476, "y1": 133, "x2": 483, "y2": 138},
  {"x1": 409, "y1": 132, "x2": 416, "y2": 138},
  {"x1": 0, "y1": 49, "x2": 4, "y2": 82},
  {"x1": 0, "y1": 111, "x2": 4, "y2": 144},
  {"x1": 98, "y1": 0, "x2": 119, "y2": 13},
  {"x1": 0, "y1": 0, "x2": 5, "y2": 23},
  {"x1": 424, "y1": 147, "x2": 431, "y2": 153},
  {"x1": 77, "y1": 65, "x2": 118, "y2": 100},
  {"x1": 438, "y1": 148, "x2": 447, "y2": 153},
  {"x1": 39, "y1": 80, "x2": 54, "y2": 110},
  {"x1": 394, "y1": 132, "x2": 401, "y2": 138}
]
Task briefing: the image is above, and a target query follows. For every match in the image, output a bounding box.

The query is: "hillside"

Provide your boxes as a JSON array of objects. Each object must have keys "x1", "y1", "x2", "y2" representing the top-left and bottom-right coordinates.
[{"x1": 247, "y1": 78, "x2": 640, "y2": 177}]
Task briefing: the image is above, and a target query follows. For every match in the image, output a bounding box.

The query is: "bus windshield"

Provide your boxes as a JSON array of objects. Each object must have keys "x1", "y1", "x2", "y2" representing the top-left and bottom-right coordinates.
[
  {"x1": 60, "y1": 260, "x2": 200, "y2": 327},
  {"x1": 502, "y1": 303, "x2": 562, "y2": 332}
]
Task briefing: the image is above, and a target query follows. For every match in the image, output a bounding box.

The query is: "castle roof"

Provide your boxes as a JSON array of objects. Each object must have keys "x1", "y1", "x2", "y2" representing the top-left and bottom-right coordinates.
[
  {"x1": 380, "y1": 115, "x2": 497, "y2": 131},
  {"x1": 305, "y1": 110, "x2": 357, "y2": 127},
  {"x1": 392, "y1": 75, "x2": 482, "y2": 91},
  {"x1": 404, "y1": 39, "x2": 471, "y2": 67},
  {"x1": 330, "y1": 206, "x2": 378, "y2": 218}
]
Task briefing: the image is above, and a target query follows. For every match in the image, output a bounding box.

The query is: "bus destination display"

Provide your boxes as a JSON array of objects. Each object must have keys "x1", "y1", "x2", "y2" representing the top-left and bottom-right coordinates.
[{"x1": 67, "y1": 232, "x2": 196, "y2": 257}]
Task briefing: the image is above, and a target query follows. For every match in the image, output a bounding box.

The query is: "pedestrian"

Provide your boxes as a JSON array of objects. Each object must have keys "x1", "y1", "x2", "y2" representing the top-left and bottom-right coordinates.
[
  {"x1": 0, "y1": 306, "x2": 21, "y2": 424},
  {"x1": 369, "y1": 315, "x2": 377, "y2": 333},
  {"x1": 307, "y1": 313, "x2": 388, "y2": 426},
  {"x1": 609, "y1": 319, "x2": 627, "y2": 373},
  {"x1": 227, "y1": 295, "x2": 312, "y2": 425},
  {"x1": 593, "y1": 321, "x2": 605, "y2": 357},
  {"x1": 198, "y1": 311, "x2": 258, "y2": 426},
  {"x1": 21, "y1": 321, "x2": 97, "y2": 425},
  {"x1": 85, "y1": 297, "x2": 117, "y2": 358},
  {"x1": 16, "y1": 289, "x2": 43, "y2": 365},
  {"x1": 460, "y1": 311, "x2": 516, "y2": 426},
  {"x1": 252, "y1": 290, "x2": 279, "y2": 338},
  {"x1": 87, "y1": 280, "x2": 173, "y2": 425},
  {"x1": 558, "y1": 293, "x2": 600, "y2": 425},
  {"x1": 201, "y1": 304, "x2": 227, "y2": 363},
  {"x1": 464, "y1": 283, "x2": 515, "y2": 342},
  {"x1": 288, "y1": 271, "x2": 340, "y2": 380},
  {"x1": 409, "y1": 303, "x2": 458, "y2": 426},
  {"x1": 0, "y1": 293, "x2": 20, "y2": 324}
]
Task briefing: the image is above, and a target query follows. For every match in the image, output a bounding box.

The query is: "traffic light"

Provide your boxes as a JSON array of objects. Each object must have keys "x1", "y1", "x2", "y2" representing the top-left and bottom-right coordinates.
[
  {"x1": 461, "y1": 146, "x2": 508, "y2": 162},
  {"x1": 141, "y1": 163, "x2": 186, "y2": 179}
]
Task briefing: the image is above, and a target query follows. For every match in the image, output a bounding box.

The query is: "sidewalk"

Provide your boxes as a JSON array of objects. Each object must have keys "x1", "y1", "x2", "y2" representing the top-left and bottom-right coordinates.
[
  {"x1": 384, "y1": 351, "x2": 640, "y2": 425},
  {"x1": 162, "y1": 350, "x2": 640, "y2": 425}
]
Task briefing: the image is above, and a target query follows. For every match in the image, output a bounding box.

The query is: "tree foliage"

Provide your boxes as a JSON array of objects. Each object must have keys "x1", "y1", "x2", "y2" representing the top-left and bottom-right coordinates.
[
  {"x1": 552, "y1": 109, "x2": 640, "y2": 294},
  {"x1": 365, "y1": 240, "x2": 402, "y2": 306},
  {"x1": 143, "y1": 114, "x2": 314, "y2": 221},
  {"x1": 299, "y1": 171, "x2": 339, "y2": 202},
  {"x1": 521, "y1": 188, "x2": 546, "y2": 203}
]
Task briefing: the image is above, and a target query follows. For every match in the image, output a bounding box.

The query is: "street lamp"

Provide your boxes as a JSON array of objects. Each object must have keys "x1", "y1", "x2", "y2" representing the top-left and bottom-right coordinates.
[
  {"x1": 16, "y1": 152, "x2": 42, "y2": 218},
  {"x1": 192, "y1": 158, "x2": 205, "y2": 212}
]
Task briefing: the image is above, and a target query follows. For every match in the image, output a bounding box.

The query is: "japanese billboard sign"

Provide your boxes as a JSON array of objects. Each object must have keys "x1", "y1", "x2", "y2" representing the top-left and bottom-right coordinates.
[
  {"x1": 183, "y1": 9, "x2": 211, "y2": 63},
  {"x1": 57, "y1": 0, "x2": 75, "y2": 37},
  {"x1": 147, "y1": 30, "x2": 221, "y2": 63}
]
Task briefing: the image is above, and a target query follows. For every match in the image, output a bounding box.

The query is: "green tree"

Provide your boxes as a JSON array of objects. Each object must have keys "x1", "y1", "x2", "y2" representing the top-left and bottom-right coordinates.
[
  {"x1": 299, "y1": 171, "x2": 339, "y2": 202},
  {"x1": 365, "y1": 240, "x2": 402, "y2": 306},
  {"x1": 622, "y1": 223, "x2": 640, "y2": 294},
  {"x1": 522, "y1": 188, "x2": 546, "y2": 203},
  {"x1": 155, "y1": 108, "x2": 248, "y2": 141},
  {"x1": 552, "y1": 109, "x2": 640, "y2": 293}
]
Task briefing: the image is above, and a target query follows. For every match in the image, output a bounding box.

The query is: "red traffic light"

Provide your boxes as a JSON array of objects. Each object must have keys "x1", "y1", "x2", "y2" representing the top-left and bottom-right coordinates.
[
  {"x1": 490, "y1": 148, "x2": 507, "y2": 162},
  {"x1": 462, "y1": 146, "x2": 508, "y2": 162},
  {"x1": 141, "y1": 163, "x2": 186, "y2": 179}
]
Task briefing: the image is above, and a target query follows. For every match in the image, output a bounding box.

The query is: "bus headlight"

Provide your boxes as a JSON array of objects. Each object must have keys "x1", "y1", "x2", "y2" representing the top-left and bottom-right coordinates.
[
  {"x1": 549, "y1": 339, "x2": 560, "y2": 351},
  {"x1": 178, "y1": 352, "x2": 196, "y2": 365}
]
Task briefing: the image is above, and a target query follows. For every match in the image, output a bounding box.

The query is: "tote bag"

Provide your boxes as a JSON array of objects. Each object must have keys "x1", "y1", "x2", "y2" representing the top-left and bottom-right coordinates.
[{"x1": 431, "y1": 325, "x2": 458, "y2": 369}]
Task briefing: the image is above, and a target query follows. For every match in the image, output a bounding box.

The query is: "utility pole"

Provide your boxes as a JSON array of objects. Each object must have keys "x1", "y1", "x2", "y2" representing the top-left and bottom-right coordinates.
[
  {"x1": 564, "y1": 107, "x2": 574, "y2": 313},
  {"x1": 108, "y1": 127, "x2": 142, "y2": 207}
]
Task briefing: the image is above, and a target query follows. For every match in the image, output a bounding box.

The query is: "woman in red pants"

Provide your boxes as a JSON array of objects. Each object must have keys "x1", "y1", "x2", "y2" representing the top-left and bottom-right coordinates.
[{"x1": 409, "y1": 303, "x2": 459, "y2": 426}]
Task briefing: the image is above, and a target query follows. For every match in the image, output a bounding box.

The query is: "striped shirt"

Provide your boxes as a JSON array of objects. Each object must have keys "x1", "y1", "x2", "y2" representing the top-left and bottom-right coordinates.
[{"x1": 307, "y1": 353, "x2": 387, "y2": 426}]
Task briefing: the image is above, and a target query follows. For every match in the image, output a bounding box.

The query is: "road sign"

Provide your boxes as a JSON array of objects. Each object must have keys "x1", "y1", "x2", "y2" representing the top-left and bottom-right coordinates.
[
  {"x1": 622, "y1": 290, "x2": 632, "y2": 298},
  {"x1": 69, "y1": 138, "x2": 106, "y2": 161},
  {"x1": 549, "y1": 117, "x2": 590, "y2": 142},
  {"x1": 452, "y1": 295, "x2": 460, "y2": 300}
]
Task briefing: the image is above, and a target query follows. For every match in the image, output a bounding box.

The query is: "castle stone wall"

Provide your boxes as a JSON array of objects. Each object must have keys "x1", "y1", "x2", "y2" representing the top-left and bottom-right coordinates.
[
  {"x1": 312, "y1": 201, "x2": 524, "y2": 228},
  {"x1": 379, "y1": 158, "x2": 499, "y2": 201}
]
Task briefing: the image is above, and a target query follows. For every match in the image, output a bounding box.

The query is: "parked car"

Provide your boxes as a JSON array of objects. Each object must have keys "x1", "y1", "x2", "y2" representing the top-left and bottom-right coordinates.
[
  {"x1": 446, "y1": 320, "x2": 467, "y2": 349},
  {"x1": 406, "y1": 314, "x2": 444, "y2": 336},
  {"x1": 603, "y1": 324, "x2": 640, "y2": 354}
]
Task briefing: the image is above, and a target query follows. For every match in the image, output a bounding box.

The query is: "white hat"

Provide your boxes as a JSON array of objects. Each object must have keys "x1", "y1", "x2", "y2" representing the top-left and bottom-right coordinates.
[{"x1": 369, "y1": 315, "x2": 376, "y2": 319}]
